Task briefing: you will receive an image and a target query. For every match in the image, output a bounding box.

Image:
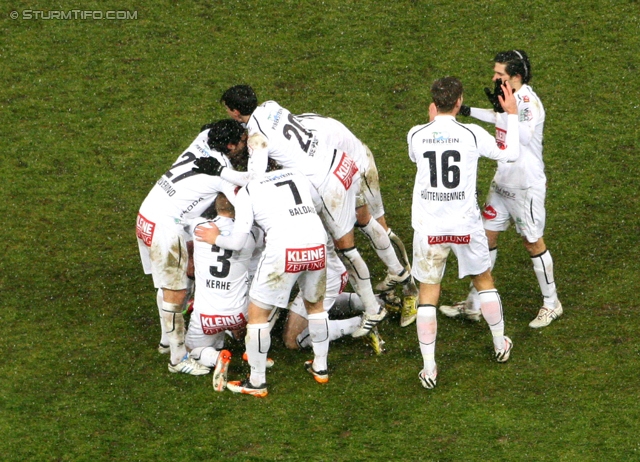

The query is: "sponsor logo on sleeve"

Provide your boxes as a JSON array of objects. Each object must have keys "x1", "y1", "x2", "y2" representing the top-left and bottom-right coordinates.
[
  {"x1": 428, "y1": 235, "x2": 471, "y2": 245},
  {"x1": 519, "y1": 107, "x2": 533, "y2": 122},
  {"x1": 285, "y1": 245, "x2": 326, "y2": 273},
  {"x1": 200, "y1": 313, "x2": 247, "y2": 335},
  {"x1": 495, "y1": 127, "x2": 507, "y2": 150},
  {"x1": 136, "y1": 213, "x2": 155, "y2": 246},
  {"x1": 333, "y1": 152, "x2": 359, "y2": 190}
]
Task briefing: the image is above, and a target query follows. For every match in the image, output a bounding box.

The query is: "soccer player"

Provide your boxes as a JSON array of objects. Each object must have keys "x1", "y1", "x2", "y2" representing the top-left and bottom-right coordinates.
[
  {"x1": 294, "y1": 113, "x2": 418, "y2": 327},
  {"x1": 409, "y1": 76, "x2": 519, "y2": 389},
  {"x1": 136, "y1": 120, "x2": 244, "y2": 375},
  {"x1": 282, "y1": 240, "x2": 386, "y2": 356},
  {"x1": 196, "y1": 85, "x2": 386, "y2": 338},
  {"x1": 185, "y1": 193, "x2": 263, "y2": 391},
  {"x1": 440, "y1": 50, "x2": 562, "y2": 328},
  {"x1": 195, "y1": 168, "x2": 329, "y2": 397}
]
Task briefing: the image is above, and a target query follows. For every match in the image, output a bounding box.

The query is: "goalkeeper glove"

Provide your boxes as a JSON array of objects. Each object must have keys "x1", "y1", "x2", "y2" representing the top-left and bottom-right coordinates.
[
  {"x1": 483, "y1": 79, "x2": 505, "y2": 113},
  {"x1": 192, "y1": 157, "x2": 224, "y2": 176},
  {"x1": 459, "y1": 105, "x2": 471, "y2": 117}
]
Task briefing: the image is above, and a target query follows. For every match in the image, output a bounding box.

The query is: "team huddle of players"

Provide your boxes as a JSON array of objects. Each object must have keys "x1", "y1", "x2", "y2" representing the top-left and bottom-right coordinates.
[{"x1": 136, "y1": 50, "x2": 562, "y2": 396}]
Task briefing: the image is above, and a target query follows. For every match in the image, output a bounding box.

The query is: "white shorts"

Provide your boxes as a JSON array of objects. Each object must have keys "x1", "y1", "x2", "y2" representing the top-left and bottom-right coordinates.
[
  {"x1": 355, "y1": 145, "x2": 385, "y2": 219},
  {"x1": 136, "y1": 212, "x2": 190, "y2": 290},
  {"x1": 319, "y1": 151, "x2": 361, "y2": 240},
  {"x1": 288, "y1": 243, "x2": 349, "y2": 317},
  {"x1": 185, "y1": 305, "x2": 247, "y2": 350},
  {"x1": 482, "y1": 181, "x2": 546, "y2": 243},
  {"x1": 249, "y1": 243, "x2": 327, "y2": 308},
  {"x1": 411, "y1": 228, "x2": 492, "y2": 283}
]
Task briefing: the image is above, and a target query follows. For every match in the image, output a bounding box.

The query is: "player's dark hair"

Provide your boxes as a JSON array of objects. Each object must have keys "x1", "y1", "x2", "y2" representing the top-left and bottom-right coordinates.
[
  {"x1": 221, "y1": 85, "x2": 258, "y2": 116},
  {"x1": 431, "y1": 77, "x2": 463, "y2": 112},
  {"x1": 495, "y1": 50, "x2": 531, "y2": 84},
  {"x1": 207, "y1": 119, "x2": 246, "y2": 154}
]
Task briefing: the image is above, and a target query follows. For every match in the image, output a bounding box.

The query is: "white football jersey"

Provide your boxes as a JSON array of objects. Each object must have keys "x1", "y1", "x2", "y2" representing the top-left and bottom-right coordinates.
[
  {"x1": 493, "y1": 84, "x2": 546, "y2": 188},
  {"x1": 191, "y1": 215, "x2": 259, "y2": 313},
  {"x1": 140, "y1": 129, "x2": 236, "y2": 224},
  {"x1": 246, "y1": 101, "x2": 335, "y2": 187},
  {"x1": 408, "y1": 115, "x2": 519, "y2": 235},
  {"x1": 139, "y1": 130, "x2": 239, "y2": 226},
  {"x1": 232, "y1": 168, "x2": 327, "y2": 247},
  {"x1": 295, "y1": 113, "x2": 369, "y2": 172}
]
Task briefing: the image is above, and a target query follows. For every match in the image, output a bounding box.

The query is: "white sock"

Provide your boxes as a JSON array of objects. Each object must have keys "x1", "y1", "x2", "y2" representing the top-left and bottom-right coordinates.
[
  {"x1": 162, "y1": 301, "x2": 187, "y2": 364},
  {"x1": 246, "y1": 323, "x2": 270, "y2": 386},
  {"x1": 339, "y1": 247, "x2": 379, "y2": 315},
  {"x1": 189, "y1": 346, "x2": 220, "y2": 367},
  {"x1": 416, "y1": 305, "x2": 437, "y2": 372},
  {"x1": 478, "y1": 289, "x2": 505, "y2": 350},
  {"x1": 296, "y1": 315, "x2": 359, "y2": 349},
  {"x1": 329, "y1": 317, "x2": 361, "y2": 340},
  {"x1": 360, "y1": 218, "x2": 404, "y2": 275},
  {"x1": 531, "y1": 250, "x2": 558, "y2": 309},
  {"x1": 157, "y1": 289, "x2": 169, "y2": 346},
  {"x1": 466, "y1": 248, "x2": 497, "y2": 311},
  {"x1": 308, "y1": 312, "x2": 330, "y2": 372},
  {"x1": 331, "y1": 293, "x2": 365, "y2": 316}
]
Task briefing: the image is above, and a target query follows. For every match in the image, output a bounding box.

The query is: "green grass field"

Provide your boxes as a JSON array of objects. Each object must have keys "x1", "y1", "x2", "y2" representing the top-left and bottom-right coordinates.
[{"x1": 2, "y1": 1, "x2": 639, "y2": 460}]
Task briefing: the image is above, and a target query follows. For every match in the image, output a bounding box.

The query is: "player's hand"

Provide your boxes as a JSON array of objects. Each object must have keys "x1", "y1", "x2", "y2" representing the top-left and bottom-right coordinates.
[
  {"x1": 192, "y1": 156, "x2": 223, "y2": 176},
  {"x1": 497, "y1": 80, "x2": 518, "y2": 115},
  {"x1": 459, "y1": 105, "x2": 471, "y2": 117},
  {"x1": 194, "y1": 223, "x2": 220, "y2": 245},
  {"x1": 484, "y1": 79, "x2": 505, "y2": 113}
]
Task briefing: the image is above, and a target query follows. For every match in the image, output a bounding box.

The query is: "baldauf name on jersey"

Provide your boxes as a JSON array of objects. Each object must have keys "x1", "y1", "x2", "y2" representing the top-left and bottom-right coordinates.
[
  {"x1": 421, "y1": 190, "x2": 466, "y2": 201},
  {"x1": 206, "y1": 279, "x2": 230, "y2": 290},
  {"x1": 157, "y1": 177, "x2": 177, "y2": 197},
  {"x1": 289, "y1": 205, "x2": 315, "y2": 216}
]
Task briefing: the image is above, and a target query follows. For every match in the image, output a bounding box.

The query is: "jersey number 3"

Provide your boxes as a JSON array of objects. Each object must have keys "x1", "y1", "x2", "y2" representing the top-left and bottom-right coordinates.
[{"x1": 209, "y1": 245, "x2": 232, "y2": 278}]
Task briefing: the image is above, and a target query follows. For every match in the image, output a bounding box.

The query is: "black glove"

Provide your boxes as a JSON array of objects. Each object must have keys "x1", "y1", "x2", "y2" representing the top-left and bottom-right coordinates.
[
  {"x1": 483, "y1": 79, "x2": 505, "y2": 113},
  {"x1": 459, "y1": 105, "x2": 471, "y2": 117},
  {"x1": 192, "y1": 157, "x2": 224, "y2": 176}
]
